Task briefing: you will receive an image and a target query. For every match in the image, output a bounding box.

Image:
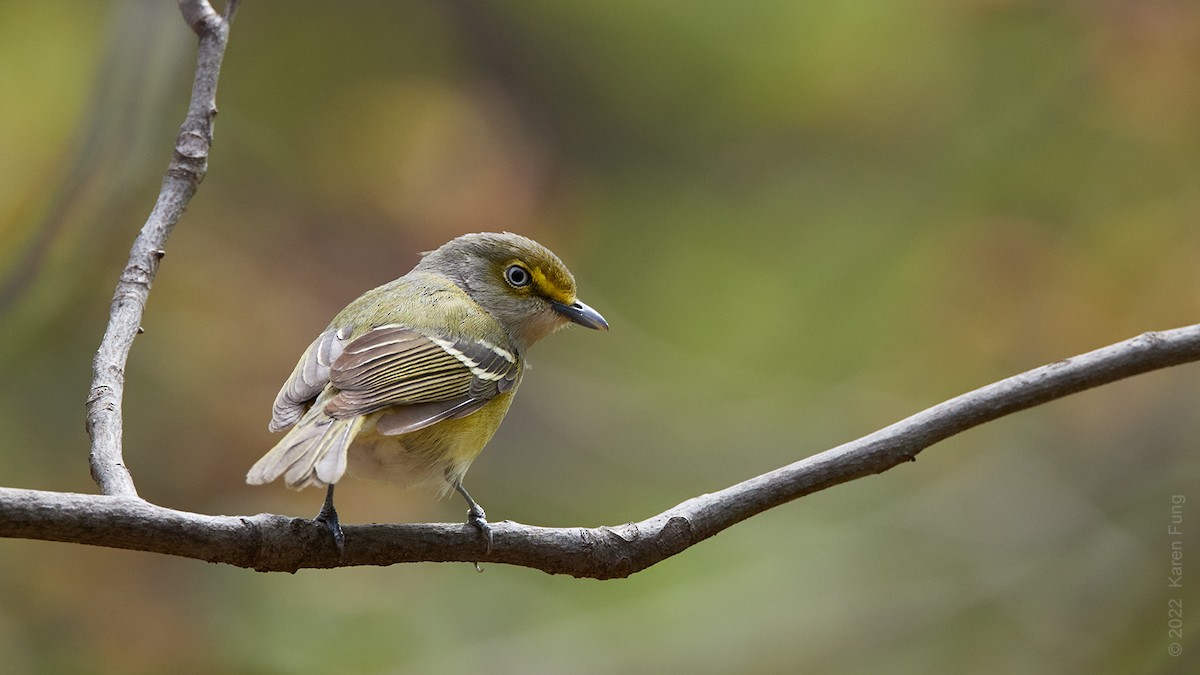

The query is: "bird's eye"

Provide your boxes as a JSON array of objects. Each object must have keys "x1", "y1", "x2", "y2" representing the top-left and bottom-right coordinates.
[{"x1": 504, "y1": 264, "x2": 532, "y2": 288}]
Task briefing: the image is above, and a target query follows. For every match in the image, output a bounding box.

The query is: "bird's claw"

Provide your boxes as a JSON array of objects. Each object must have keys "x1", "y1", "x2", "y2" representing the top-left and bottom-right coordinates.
[
  {"x1": 467, "y1": 504, "x2": 493, "y2": 554},
  {"x1": 315, "y1": 486, "x2": 345, "y2": 557},
  {"x1": 314, "y1": 512, "x2": 345, "y2": 557}
]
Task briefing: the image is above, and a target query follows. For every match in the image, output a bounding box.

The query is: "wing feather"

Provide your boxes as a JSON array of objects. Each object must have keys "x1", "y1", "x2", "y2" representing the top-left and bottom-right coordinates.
[
  {"x1": 324, "y1": 326, "x2": 520, "y2": 429},
  {"x1": 269, "y1": 329, "x2": 346, "y2": 432}
]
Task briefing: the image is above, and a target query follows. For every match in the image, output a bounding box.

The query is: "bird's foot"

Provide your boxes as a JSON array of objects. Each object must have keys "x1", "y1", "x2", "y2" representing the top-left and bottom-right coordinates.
[
  {"x1": 451, "y1": 480, "x2": 494, "y2": 555},
  {"x1": 315, "y1": 485, "x2": 345, "y2": 557},
  {"x1": 467, "y1": 503, "x2": 493, "y2": 554}
]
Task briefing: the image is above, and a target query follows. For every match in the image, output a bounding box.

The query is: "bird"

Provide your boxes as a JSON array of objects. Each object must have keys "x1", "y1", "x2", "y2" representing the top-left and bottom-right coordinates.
[{"x1": 246, "y1": 232, "x2": 608, "y2": 552}]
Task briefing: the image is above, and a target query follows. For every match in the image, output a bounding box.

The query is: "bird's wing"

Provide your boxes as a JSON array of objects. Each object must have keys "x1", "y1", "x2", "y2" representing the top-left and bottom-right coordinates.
[
  {"x1": 324, "y1": 324, "x2": 519, "y2": 434},
  {"x1": 269, "y1": 328, "x2": 346, "y2": 432}
]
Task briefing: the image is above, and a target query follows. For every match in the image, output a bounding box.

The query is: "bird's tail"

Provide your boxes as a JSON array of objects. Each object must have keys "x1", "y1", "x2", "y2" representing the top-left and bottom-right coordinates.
[{"x1": 246, "y1": 405, "x2": 364, "y2": 490}]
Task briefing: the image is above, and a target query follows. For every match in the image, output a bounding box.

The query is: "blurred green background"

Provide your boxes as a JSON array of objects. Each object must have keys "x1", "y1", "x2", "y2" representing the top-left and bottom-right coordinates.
[{"x1": 2, "y1": 1, "x2": 1198, "y2": 673}]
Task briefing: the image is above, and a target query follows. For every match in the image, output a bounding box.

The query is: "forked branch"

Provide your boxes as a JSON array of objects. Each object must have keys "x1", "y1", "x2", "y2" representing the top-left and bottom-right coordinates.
[{"x1": 4, "y1": 0, "x2": 1198, "y2": 579}]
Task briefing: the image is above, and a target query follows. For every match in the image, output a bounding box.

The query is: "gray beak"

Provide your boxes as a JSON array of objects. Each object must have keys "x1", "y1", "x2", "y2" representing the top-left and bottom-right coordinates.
[{"x1": 551, "y1": 299, "x2": 609, "y2": 331}]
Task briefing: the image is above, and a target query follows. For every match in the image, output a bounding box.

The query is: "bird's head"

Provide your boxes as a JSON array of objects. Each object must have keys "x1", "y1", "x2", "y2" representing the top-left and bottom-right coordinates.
[{"x1": 417, "y1": 232, "x2": 608, "y2": 349}]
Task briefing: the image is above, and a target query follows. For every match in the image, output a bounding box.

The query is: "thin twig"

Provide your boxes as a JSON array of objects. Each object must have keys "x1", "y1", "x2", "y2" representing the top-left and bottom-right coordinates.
[
  {"x1": 85, "y1": 0, "x2": 237, "y2": 496},
  {"x1": 8, "y1": 324, "x2": 1198, "y2": 577}
]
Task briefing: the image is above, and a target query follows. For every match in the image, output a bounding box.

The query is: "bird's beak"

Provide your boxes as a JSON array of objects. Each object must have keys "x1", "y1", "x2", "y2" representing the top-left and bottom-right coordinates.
[{"x1": 552, "y1": 299, "x2": 609, "y2": 331}]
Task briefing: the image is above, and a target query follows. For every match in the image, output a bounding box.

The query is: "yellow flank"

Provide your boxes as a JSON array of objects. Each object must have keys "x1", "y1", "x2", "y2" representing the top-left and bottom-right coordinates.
[{"x1": 348, "y1": 390, "x2": 516, "y2": 492}]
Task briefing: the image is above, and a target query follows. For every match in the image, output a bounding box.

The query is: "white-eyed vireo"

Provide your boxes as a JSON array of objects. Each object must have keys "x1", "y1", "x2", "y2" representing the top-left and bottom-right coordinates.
[{"x1": 246, "y1": 232, "x2": 607, "y2": 550}]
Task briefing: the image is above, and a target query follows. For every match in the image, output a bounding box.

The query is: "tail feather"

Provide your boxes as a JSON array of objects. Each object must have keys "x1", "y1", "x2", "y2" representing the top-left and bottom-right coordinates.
[{"x1": 247, "y1": 409, "x2": 363, "y2": 489}]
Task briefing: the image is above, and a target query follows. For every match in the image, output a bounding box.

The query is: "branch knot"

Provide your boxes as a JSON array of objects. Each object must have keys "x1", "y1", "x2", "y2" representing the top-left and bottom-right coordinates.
[{"x1": 175, "y1": 129, "x2": 211, "y2": 160}]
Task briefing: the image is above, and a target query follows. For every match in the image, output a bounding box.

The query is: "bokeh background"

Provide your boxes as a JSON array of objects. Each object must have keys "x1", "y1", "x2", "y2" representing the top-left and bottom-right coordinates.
[{"x1": 2, "y1": 1, "x2": 1198, "y2": 673}]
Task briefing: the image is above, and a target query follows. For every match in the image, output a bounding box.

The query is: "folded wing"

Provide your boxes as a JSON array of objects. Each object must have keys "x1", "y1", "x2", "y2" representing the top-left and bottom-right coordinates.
[{"x1": 325, "y1": 324, "x2": 520, "y2": 433}]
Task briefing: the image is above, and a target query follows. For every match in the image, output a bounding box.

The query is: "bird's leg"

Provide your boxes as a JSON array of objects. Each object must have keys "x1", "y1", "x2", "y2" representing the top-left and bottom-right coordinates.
[
  {"x1": 451, "y1": 478, "x2": 493, "y2": 553},
  {"x1": 314, "y1": 484, "x2": 345, "y2": 555}
]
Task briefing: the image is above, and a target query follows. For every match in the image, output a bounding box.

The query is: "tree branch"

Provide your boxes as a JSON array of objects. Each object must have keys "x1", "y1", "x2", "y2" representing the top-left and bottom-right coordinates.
[
  {"x1": 6, "y1": 324, "x2": 1198, "y2": 577},
  {"x1": 11, "y1": 0, "x2": 1199, "y2": 578},
  {"x1": 85, "y1": 0, "x2": 237, "y2": 496}
]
